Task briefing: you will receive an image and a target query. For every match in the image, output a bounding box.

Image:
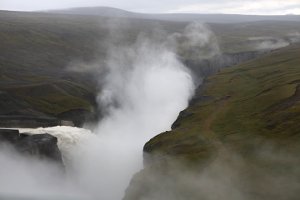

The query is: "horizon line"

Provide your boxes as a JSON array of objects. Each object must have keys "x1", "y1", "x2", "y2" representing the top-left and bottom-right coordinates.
[{"x1": 1, "y1": 6, "x2": 300, "y2": 16}]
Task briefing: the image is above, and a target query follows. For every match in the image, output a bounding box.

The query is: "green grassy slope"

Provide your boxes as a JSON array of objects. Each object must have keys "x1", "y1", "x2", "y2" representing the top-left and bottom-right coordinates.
[
  {"x1": 145, "y1": 43, "x2": 300, "y2": 161},
  {"x1": 125, "y1": 43, "x2": 300, "y2": 200},
  {"x1": 0, "y1": 11, "x2": 104, "y2": 122},
  {"x1": 0, "y1": 11, "x2": 186, "y2": 122},
  {"x1": 211, "y1": 21, "x2": 300, "y2": 53},
  {"x1": 1, "y1": 10, "x2": 300, "y2": 125}
]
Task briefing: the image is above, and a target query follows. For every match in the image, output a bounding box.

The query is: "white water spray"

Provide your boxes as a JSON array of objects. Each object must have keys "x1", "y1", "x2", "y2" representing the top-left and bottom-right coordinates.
[
  {"x1": 72, "y1": 34, "x2": 195, "y2": 199},
  {"x1": 0, "y1": 22, "x2": 220, "y2": 200}
]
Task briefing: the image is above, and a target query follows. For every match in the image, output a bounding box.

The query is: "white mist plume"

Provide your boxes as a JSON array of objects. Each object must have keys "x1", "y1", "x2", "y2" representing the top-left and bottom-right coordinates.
[
  {"x1": 0, "y1": 139, "x2": 86, "y2": 200},
  {"x1": 64, "y1": 21, "x2": 220, "y2": 199},
  {"x1": 288, "y1": 32, "x2": 300, "y2": 43},
  {"x1": 170, "y1": 22, "x2": 220, "y2": 60},
  {"x1": 248, "y1": 36, "x2": 290, "y2": 50},
  {"x1": 0, "y1": 21, "x2": 219, "y2": 200},
  {"x1": 72, "y1": 27, "x2": 196, "y2": 199}
]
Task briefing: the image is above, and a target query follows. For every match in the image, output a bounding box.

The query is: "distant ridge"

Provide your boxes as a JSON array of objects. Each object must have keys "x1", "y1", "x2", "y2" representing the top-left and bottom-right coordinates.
[
  {"x1": 48, "y1": 6, "x2": 138, "y2": 18},
  {"x1": 47, "y1": 6, "x2": 300, "y2": 23}
]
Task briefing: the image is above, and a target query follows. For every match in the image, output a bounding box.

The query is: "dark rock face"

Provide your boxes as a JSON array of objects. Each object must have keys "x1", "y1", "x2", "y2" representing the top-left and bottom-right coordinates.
[
  {"x1": 16, "y1": 134, "x2": 63, "y2": 163},
  {"x1": 0, "y1": 129, "x2": 20, "y2": 143},
  {"x1": 183, "y1": 50, "x2": 267, "y2": 87},
  {"x1": 0, "y1": 129, "x2": 64, "y2": 167}
]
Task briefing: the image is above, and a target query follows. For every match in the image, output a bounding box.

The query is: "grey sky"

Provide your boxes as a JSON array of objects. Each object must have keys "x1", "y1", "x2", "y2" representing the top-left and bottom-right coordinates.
[{"x1": 0, "y1": 0, "x2": 299, "y2": 15}]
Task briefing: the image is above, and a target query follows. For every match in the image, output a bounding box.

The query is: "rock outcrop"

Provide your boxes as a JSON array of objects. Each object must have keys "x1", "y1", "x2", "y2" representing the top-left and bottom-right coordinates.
[
  {"x1": 184, "y1": 50, "x2": 266, "y2": 85},
  {"x1": 0, "y1": 129, "x2": 64, "y2": 168}
]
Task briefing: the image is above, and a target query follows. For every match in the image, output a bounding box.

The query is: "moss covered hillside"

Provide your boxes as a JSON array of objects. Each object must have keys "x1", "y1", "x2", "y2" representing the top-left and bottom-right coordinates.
[
  {"x1": 146, "y1": 43, "x2": 300, "y2": 159},
  {"x1": 124, "y1": 43, "x2": 300, "y2": 200}
]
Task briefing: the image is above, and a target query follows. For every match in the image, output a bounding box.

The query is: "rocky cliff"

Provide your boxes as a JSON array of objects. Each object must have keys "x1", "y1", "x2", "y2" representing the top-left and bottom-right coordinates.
[{"x1": 0, "y1": 129, "x2": 64, "y2": 168}]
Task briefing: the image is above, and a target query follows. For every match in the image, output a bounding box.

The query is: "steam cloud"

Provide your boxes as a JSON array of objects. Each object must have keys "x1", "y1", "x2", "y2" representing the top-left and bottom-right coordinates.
[
  {"x1": 71, "y1": 23, "x2": 197, "y2": 199},
  {"x1": 247, "y1": 33, "x2": 300, "y2": 51},
  {"x1": 170, "y1": 22, "x2": 220, "y2": 60},
  {"x1": 0, "y1": 21, "x2": 220, "y2": 199}
]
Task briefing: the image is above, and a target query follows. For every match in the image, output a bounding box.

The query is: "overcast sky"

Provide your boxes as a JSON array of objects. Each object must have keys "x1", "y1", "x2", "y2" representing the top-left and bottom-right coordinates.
[{"x1": 0, "y1": 0, "x2": 299, "y2": 15}]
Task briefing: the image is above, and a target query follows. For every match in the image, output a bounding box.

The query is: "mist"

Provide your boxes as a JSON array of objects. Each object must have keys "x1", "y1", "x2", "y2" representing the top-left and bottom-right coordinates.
[
  {"x1": 0, "y1": 144, "x2": 82, "y2": 200},
  {"x1": 69, "y1": 22, "x2": 198, "y2": 199},
  {"x1": 0, "y1": 21, "x2": 221, "y2": 199},
  {"x1": 170, "y1": 22, "x2": 220, "y2": 60},
  {"x1": 247, "y1": 35, "x2": 300, "y2": 51},
  {"x1": 127, "y1": 143, "x2": 300, "y2": 200}
]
